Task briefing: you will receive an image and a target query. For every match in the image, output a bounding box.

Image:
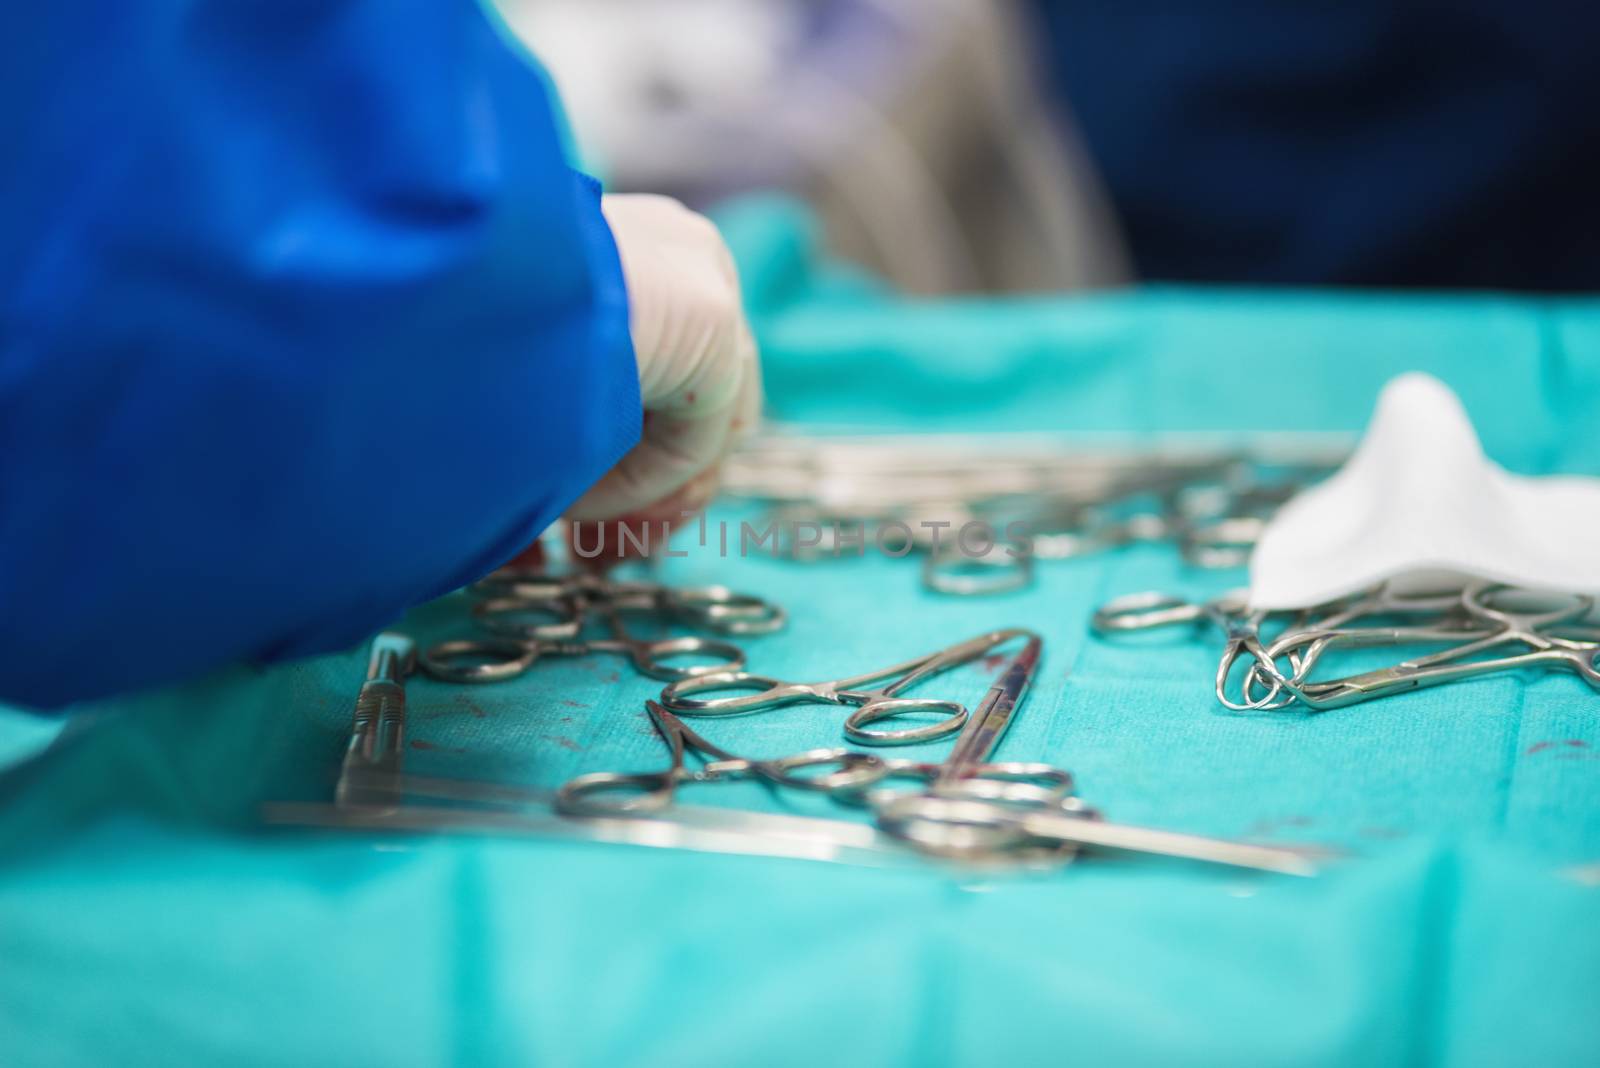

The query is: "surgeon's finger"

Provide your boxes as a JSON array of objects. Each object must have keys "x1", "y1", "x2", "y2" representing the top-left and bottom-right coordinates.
[
  {"x1": 565, "y1": 380, "x2": 743, "y2": 521},
  {"x1": 635, "y1": 279, "x2": 749, "y2": 418},
  {"x1": 576, "y1": 321, "x2": 758, "y2": 526},
  {"x1": 567, "y1": 464, "x2": 724, "y2": 567},
  {"x1": 723, "y1": 319, "x2": 763, "y2": 450}
]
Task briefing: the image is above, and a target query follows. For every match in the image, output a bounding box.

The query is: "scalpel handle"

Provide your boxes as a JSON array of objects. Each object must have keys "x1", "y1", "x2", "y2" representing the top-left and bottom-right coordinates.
[{"x1": 336, "y1": 633, "x2": 415, "y2": 809}]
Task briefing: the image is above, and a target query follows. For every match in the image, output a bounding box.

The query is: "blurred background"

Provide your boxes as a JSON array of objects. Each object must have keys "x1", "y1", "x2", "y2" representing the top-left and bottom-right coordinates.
[{"x1": 498, "y1": 0, "x2": 1599, "y2": 296}]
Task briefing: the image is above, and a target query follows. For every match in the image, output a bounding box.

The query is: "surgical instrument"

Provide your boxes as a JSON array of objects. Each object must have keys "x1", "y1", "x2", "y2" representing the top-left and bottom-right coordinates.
[
  {"x1": 557, "y1": 700, "x2": 887, "y2": 815},
  {"x1": 473, "y1": 568, "x2": 786, "y2": 636},
  {"x1": 1090, "y1": 589, "x2": 1297, "y2": 711},
  {"x1": 419, "y1": 566, "x2": 785, "y2": 684},
  {"x1": 853, "y1": 644, "x2": 1322, "y2": 873},
  {"x1": 726, "y1": 430, "x2": 1351, "y2": 594},
  {"x1": 560, "y1": 643, "x2": 1327, "y2": 874},
  {"x1": 936, "y1": 630, "x2": 1042, "y2": 782},
  {"x1": 550, "y1": 702, "x2": 1324, "y2": 875},
  {"x1": 1093, "y1": 580, "x2": 1600, "y2": 712},
  {"x1": 871, "y1": 795, "x2": 1324, "y2": 876},
  {"x1": 334, "y1": 632, "x2": 415, "y2": 810},
  {"x1": 658, "y1": 628, "x2": 1038, "y2": 745},
  {"x1": 1268, "y1": 584, "x2": 1600, "y2": 709},
  {"x1": 263, "y1": 799, "x2": 922, "y2": 872}
]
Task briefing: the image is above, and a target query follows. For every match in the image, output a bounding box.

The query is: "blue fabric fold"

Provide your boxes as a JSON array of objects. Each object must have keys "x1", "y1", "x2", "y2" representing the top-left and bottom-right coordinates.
[{"x1": 0, "y1": 1, "x2": 640, "y2": 708}]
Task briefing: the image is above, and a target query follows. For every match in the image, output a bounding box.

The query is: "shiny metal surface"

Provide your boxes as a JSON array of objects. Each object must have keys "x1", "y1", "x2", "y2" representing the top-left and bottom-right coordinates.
[
  {"x1": 546, "y1": 633, "x2": 1320, "y2": 875},
  {"x1": 556, "y1": 700, "x2": 888, "y2": 816},
  {"x1": 1094, "y1": 580, "x2": 1600, "y2": 712},
  {"x1": 726, "y1": 430, "x2": 1350, "y2": 594},
  {"x1": 871, "y1": 795, "x2": 1326, "y2": 876},
  {"x1": 658, "y1": 628, "x2": 1039, "y2": 746},
  {"x1": 419, "y1": 567, "x2": 785, "y2": 685},
  {"x1": 263, "y1": 800, "x2": 920, "y2": 871},
  {"x1": 334, "y1": 632, "x2": 416, "y2": 811}
]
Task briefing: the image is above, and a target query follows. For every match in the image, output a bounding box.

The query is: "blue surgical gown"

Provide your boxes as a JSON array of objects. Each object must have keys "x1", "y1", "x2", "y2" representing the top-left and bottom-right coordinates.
[{"x1": 0, "y1": 1, "x2": 641, "y2": 709}]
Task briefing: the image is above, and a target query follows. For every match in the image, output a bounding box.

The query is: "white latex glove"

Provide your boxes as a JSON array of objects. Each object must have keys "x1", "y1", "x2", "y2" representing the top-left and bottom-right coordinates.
[{"x1": 566, "y1": 194, "x2": 762, "y2": 525}]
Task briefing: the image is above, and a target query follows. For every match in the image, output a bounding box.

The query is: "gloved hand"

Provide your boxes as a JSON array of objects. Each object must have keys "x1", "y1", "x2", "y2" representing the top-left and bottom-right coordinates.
[{"x1": 566, "y1": 194, "x2": 762, "y2": 528}]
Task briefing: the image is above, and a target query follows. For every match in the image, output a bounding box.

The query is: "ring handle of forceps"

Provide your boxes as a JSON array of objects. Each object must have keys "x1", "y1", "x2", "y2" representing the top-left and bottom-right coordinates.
[
  {"x1": 556, "y1": 769, "x2": 678, "y2": 816},
  {"x1": 871, "y1": 793, "x2": 1091, "y2": 860},
  {"x1": 419, "y1": 638, "x2": 540, "y2": 683},
  {"x1": 1090, "y1": 589, "x2": 1249, "y2": 635},
  {"x1": 663, "y1": 587, "x2": 788, "y2": 635},
  {"x1": 745, "y1": 749, "x2": 894, "y2": 792},
  {"x1": 619, "y1": 636, "x2": 747, "y2": 682},
  {"x1": 659, "y1": 673, "x2": 972, "y2": 746},
  {"x1": 469, "y1": 568, "x2": 570, "y2": 601},
  {"x1": 831, "y1": 761, "x2": 1078, "y2": 809},
  {"x1": 658, "y1": 668, "x2": 967, "y2": 742},
  {"x1": 922, "y1": 542, "x2": 1033, "y2": 597},
  {"x1": 659, "y1": 671, "x2": 811, "y2": 716},
  {"x1": 653, "y1": 696, "x2": 898, "y2": 792},
  {"x1": 556, "y1": 751, "x2": 890, "y2": 817},
  {"x1": 419, "y1": 635, "x2": 742, "y2": 683},
  {"x1": 1178, "y1": 516, "x2": 1265, "y2": 570},
  {"x1": 472, "y1": 595, "x2": 585, "y2": 641},
  {"x1": 1462, "y1": 582, "x2": 1596, "y2": 632},
  {"x1": 843, "y1": 697, "x2": 968, "y2": 746}
]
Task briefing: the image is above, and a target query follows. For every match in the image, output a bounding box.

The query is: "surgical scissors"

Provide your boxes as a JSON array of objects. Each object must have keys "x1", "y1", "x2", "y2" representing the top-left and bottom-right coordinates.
[{"x1": 658, "y1": 628, "x2": 1039, "y2": 745}]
